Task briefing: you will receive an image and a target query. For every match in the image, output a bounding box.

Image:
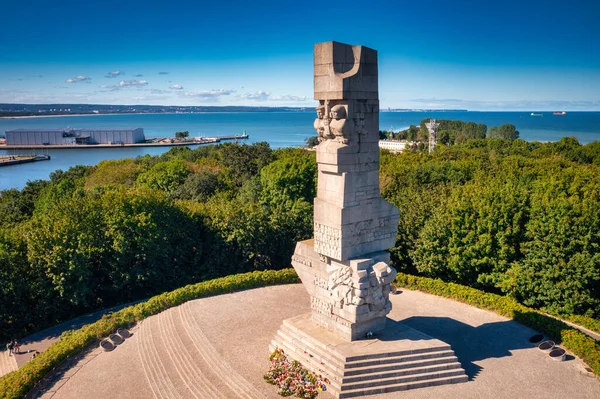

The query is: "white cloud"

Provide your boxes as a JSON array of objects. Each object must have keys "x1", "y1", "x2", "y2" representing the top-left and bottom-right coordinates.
[
  {"x1": 270, "y1": 94, "x2": 308, "y2": 101},
  {"x1": 118, "y1": 79, "x2": 148, "y2": 87},
  {"x1": 241, "y1": 90, "x2": 271, "y2": 101},
  {"x1": 65, "y1": 76, "x2": 91, "y2": 83},
  {"x1": 101, "y1": 80, "x2": 149, "y2": 90},
  {"x1": 169, "y1": 84, "x2": 184, "y2": 90},
  {"x1": 239, "y1": 91, "x2": 307, "y2": 102},
  {"x1": 105, "y1": 71, "x2": 123, "y2": 78},
  {"x1": 182, "y1": 88, "x2": 236, "y2": 99}
]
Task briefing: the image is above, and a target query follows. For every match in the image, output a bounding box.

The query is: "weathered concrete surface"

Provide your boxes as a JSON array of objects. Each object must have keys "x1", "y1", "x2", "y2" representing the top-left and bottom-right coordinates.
[
  {"x1": 298, "y1": 41, "x2": 399, "y2": 341},
  {"x1": 0, "y1": 349, "x2": 17, "y2": 377},
  {"x1": 27, "y1": 284, "x2": 599, "y2": 399}
]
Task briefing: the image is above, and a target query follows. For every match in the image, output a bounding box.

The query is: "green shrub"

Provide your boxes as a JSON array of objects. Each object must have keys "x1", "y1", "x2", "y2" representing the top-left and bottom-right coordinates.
[
  {"x1": 395, "y1": 272, "x2": 600, "y2": 377},
  {"x1": 0, "y1": 269, "x2": 299, "y2": 399}
]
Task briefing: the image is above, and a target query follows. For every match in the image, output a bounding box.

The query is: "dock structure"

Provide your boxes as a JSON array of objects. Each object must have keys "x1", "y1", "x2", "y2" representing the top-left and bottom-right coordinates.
[
  {"x1": 203, "y1": 133, "x2": 249, "y2": 141},
  {"x1": 0, "y1": 154, "x2": 51, "y2": 167}
]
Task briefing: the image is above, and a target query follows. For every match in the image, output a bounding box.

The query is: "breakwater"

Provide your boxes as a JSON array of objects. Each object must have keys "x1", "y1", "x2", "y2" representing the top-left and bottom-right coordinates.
[{"x1": 0, "y1": 154, "x2": 50, "y2": 167}]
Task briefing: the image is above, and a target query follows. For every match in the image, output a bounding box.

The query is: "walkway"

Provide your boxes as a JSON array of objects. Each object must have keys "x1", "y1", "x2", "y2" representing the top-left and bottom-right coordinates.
[
  {"x1": 0, "y1": 349, "x2": 17, "y2": 377},
  {"x1": 24, "y1": 285, "x2": 600, "y2": 398}
]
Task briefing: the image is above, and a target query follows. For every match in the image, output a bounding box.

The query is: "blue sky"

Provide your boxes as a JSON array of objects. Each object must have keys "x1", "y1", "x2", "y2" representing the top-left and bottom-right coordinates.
[{"x1": 1, "y1": 0, "x2": 598, "y2": 110}]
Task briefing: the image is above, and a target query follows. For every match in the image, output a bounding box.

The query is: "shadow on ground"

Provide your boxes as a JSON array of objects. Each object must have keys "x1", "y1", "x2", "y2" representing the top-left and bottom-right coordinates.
[{"x1": 399, "y1": 316, "x2": 534, "y2": 380}]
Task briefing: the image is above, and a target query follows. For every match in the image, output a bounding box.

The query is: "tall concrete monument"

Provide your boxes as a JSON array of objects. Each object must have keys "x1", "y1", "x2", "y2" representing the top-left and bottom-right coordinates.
[
  {"x1": 295, "y1": 41, "x2": 400, "y2": 341},
  {"x1": 271, "y1": 42, "x2": 467, "y2": 397}
]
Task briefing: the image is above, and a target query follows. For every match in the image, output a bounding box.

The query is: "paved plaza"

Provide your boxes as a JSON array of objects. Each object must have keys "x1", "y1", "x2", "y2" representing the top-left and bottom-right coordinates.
[{"x1": 22, "y1": 284, "x2": 599, "y2": 399}]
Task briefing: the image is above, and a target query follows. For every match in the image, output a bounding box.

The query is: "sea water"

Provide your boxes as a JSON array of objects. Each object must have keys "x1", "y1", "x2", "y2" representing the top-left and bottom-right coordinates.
[{"x1": 1, "y1": 111, "x2": 599, "y2": 190}]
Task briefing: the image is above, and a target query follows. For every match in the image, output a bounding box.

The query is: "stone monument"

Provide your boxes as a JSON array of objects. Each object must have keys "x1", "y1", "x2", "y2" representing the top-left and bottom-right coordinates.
[
  {"x1": 294, "y1": 41, "x2": 400, "y2": 341},
  {"x1": 270, "y1": 42, "x2": 467, "y2": 397}
]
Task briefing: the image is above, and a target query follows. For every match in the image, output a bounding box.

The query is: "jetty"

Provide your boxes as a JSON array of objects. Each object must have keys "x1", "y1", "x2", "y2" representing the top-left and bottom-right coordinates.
[
  {"x1": 0, "y1": 154, "x2": 50, "y2": 167},
  {"x1": 208, "y1": 133, "x2": 249, "y2": 141}
]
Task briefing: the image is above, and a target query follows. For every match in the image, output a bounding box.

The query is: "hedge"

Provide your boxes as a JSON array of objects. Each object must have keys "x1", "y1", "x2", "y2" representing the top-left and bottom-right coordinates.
[
  {"x1": 0, "y1": 269, "x2": 299, "y2": 399},
  {"x1": 394, "y1": 272, "x2": 600, "y2": 378},
  {"x1": 544, "y1": 312, "x2": 600, "y2": 337}
]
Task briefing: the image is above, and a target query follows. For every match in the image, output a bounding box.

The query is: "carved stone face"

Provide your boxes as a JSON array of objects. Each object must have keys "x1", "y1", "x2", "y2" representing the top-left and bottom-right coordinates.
[
  {"x1": 316, "y1": 106, "x2": 325, "y2": 119},
  {"x1": 330, "y1": 105, "x2": 346, "y2": 120}
]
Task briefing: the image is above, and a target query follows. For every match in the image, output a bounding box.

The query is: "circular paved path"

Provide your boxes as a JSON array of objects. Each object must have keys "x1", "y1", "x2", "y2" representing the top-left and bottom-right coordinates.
[{"x1": 28, "y1": 284, "x2": 600, "y2": 399}]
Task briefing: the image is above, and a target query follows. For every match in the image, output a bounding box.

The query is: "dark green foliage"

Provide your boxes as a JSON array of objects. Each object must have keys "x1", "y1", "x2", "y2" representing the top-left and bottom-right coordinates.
[
  {"x1": 383, "y1": 139, "x2": 600, "y2": 319},
  {"x1": 304, "y1": 135, "x2": 320, "y2": 148},
  {"x1": 487, "y1": 123, "x2": 519, "y2": 140},
  {"x1": 220, "y1": 141, "x2": 274, "y2": 186},
  {"x1": 502, "y1": 170, "x2": 600, "y2": 316},
  {"x1": 259, "y1": 149, "x2": 317, "y2": 204},
  {"x1": 0, "y1": 143, "x2": 314, "y2": 343},
  {"x1": 172, "y1": 169, "x2": 221, "y2": 201},
  {"x1": 136, "y1": 159, "x2": 191, "y2": 193},
  {"x1": 175, "y1": 130, "x2": 189, "y2": 138}
]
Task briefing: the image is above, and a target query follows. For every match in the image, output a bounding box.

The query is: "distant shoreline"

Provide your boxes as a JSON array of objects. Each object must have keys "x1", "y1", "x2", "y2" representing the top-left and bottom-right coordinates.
[{"x1": 0, "y1": 112, "x2": 206, "y2": 119}]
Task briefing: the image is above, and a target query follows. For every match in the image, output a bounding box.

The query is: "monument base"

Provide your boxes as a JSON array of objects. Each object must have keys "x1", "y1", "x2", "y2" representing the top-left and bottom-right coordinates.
[
  {"x1": 270, "y1": 313, "x2": 467, "y2": 398},
  {"x1": 292, "y1": 239, "x2": 396, "y2": 341}
]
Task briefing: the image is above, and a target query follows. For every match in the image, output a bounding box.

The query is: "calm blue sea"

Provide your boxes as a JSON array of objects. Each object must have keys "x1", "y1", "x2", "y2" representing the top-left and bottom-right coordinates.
[{"x1": 1, "y1": 111, "x2": 599, "y2": 190}]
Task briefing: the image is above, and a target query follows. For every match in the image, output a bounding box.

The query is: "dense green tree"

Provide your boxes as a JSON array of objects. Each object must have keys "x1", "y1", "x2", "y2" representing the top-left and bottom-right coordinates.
[
  {"x1": 172, "y1": 169, "x2": 221, "y2": 202},
  {"x1": 85, "y1": 158, "x2": 142, "y2": 188},
  {"x1": 259, "y1": 151, "x2": 317, "y2": 205},
  {"x1": 487, "y1": 124, "x2": 519, "y2": 140},
  {"x1": 502, "y1": 170, "x2": 600, "y2": 316},
  {"x1": 412, "y1": 179, "x2": 528, "y2": 290},
  {"x1": 220, "y1": 142, "x2": 274, "y2": 186},
  {"x1": 136, "y1": 159, "x2": 191, "y2": 194}
]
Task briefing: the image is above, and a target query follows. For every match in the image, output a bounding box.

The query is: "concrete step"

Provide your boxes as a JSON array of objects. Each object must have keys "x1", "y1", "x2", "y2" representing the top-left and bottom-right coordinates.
[
  {"x1": 276, "y1": 326, "x2": 345, "y2": 373},
  {"x1": 345, "y1": 350, "x2": 457, "y2": 369},
  {"x1": 343, "y1": 344, "x2": 452, "y2": 363},
  {"x1": 338, "y1": 374, "x2": 469, "y2": 398},
  {"x1": 342, "y1": 361, "x2": 464, "y2": 384},
  {"x1": 270, "y1": 338, "x2": 343, "y2": 391},
  {"x1": 342, "y1": 368, "x2": 467, "y2": 391},
  {"x1": 282, "y1": 319, "x2": 347, "y2": 363},
  {"x1": 273, "y1": 320, "x2": 468, "y2": 399},
  {"x1": 344, "y1": 353, "x2": 459, "y2": 376}
]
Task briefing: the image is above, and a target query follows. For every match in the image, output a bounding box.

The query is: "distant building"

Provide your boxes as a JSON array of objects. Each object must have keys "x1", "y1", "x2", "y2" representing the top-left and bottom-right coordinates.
[
  {"x1": 5, "y1": 128, "x2": 145, "y2": 146},
  {"x1": 379, "y1": 140, "x2": 409, "y2": 152}
]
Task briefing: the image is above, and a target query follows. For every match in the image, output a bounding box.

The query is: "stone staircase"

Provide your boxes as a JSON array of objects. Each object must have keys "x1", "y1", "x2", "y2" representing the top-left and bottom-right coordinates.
[
  {"x1": 137, "y1": 302, "x2": 263, "y2": 399},
  {"x1": 270, "y1": 314, "x2": 468, "y2": 398}
]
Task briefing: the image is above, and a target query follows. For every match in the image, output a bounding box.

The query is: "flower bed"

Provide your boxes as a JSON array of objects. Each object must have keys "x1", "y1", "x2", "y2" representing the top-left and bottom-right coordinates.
[{"x1": 264, "y1": 348, "x2": 328, "y2": 398}]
